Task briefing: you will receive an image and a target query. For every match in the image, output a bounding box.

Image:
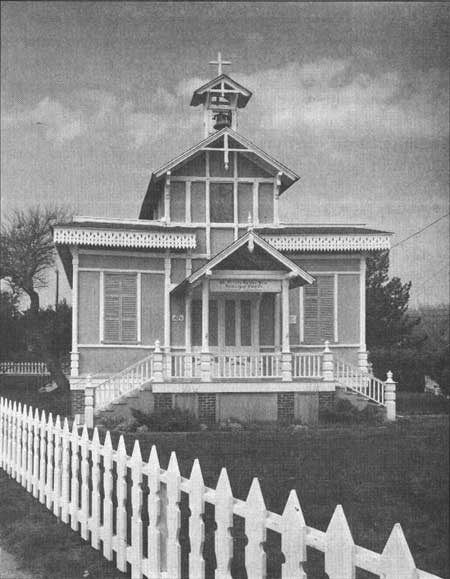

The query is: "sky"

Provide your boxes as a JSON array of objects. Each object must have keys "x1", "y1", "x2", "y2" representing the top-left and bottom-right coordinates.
[{"x1": 1, "y1": 1, "x2": 449, "y2": 308}]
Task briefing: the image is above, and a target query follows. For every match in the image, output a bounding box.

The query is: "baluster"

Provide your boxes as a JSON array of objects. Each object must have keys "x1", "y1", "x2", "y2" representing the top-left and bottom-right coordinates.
[{"x1": 102, "y1": 431, "x2": 114, "y2": 560}]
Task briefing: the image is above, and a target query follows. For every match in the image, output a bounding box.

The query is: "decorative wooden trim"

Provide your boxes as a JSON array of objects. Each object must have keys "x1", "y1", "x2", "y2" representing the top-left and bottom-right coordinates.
[
  {"x1": 264, "y1": 235, "x2": 390, "y2": 252},
  {"x1": 54, "y1": 227, "x2": 196, "y2": 250}
]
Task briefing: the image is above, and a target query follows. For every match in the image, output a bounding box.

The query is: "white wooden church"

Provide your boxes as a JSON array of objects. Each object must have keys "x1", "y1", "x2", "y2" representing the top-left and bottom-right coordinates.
[{"x1": 54, "y1": 55, "x2": 394, "y2": 425}]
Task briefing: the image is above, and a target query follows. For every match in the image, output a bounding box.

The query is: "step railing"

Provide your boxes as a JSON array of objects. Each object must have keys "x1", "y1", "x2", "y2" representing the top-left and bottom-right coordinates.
[
  {"x1": 94, "y1": 354, "x2": 154, "y2": 412},
  {"x1": 334, "y1": 358, "x2": 386, "y2": 406}
]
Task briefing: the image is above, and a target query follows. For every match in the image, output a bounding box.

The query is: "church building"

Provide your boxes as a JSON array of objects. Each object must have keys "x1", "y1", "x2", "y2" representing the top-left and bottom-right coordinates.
[{"x1": 54, "y1": 55, "x2": 392, "y2": 425}]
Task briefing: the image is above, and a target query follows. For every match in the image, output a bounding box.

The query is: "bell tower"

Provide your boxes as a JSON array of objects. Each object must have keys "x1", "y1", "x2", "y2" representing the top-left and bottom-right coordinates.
[{"x1": 190, "y1": 52, "x2": 253, "y2": 137}]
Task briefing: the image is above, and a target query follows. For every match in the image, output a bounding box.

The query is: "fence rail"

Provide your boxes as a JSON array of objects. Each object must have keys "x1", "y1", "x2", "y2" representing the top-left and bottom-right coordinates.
[
  {"x1": 0, "y1": 361, "x2": 50, "y2": 375},
  {"x1": 0, "y1": 397, "x2": 440, "y2": 579}
]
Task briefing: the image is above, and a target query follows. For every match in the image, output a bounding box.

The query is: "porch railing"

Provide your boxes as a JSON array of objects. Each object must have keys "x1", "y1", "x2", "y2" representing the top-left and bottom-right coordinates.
[
  {"x1": 212, "y1": 353, "x2": 282, "y2": 379},
  {"x1": 292, "y1": 352, "x2": 322, "y2": 378},
  {"x1": 169, "y1": 353, "x2": 202, "y2": 379}
]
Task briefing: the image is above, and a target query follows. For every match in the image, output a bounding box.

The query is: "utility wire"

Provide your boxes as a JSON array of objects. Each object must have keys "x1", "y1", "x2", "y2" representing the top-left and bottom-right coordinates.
[{"x1": 390, "y1": 213, "x2": 449, "y2": 249}]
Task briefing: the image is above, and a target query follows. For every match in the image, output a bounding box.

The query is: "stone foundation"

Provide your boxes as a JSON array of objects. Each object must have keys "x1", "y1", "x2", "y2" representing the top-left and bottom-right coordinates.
[
  {"x1": 318, "y1": 391, "x2": 335, "y2": 420},
  {"x1": 277, "y1": 392, "x2": 295, "y2": 424},
  {"x1": 71, "y1": 390, "x2": 85, "y2": 416},
  {"x1": 198, "y1": 393, "x2": 216, "y2": 425}
]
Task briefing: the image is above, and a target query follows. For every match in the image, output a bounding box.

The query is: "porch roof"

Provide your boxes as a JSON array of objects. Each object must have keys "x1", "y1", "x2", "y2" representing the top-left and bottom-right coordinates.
[{"x1": 171, "y1": 230, "x2": 315, "y2": 294}]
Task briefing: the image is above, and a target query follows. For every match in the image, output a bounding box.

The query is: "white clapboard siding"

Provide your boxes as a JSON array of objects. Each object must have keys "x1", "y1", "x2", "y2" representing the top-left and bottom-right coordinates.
[{"x1": 0, "y1": 397, "x2": 444, "y2": 579}]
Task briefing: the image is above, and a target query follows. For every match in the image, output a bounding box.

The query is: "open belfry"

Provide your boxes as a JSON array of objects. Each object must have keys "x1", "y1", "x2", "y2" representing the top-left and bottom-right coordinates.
[{"x1": 54, "y1": 54, "x2": 393, "y2": 425}]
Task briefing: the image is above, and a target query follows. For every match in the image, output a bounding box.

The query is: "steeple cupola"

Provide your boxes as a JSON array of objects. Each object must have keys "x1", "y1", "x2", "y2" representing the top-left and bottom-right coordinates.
[{"x1": 190, "y1": 53, "x2": 252, "y2": 137}]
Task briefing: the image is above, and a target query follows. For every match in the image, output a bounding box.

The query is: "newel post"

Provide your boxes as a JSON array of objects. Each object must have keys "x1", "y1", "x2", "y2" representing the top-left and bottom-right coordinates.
[
  {"x1": 152, "y1": 340, "x2": 164, "y2": 382},
  {"x1": 385, "y1": 371, "x2": 396, "y2": 421},
  {"x1": 84, "y1": 375, "x2": 94, "y2": 429},
  {"x1": 322, "y1": 341, "x2": 334, "y2": 383}
]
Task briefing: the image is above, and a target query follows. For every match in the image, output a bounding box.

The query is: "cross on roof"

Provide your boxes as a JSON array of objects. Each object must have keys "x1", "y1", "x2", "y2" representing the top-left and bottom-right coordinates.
[{"x1": 209, "y1": 52, "x2": 231, "y2": 76}]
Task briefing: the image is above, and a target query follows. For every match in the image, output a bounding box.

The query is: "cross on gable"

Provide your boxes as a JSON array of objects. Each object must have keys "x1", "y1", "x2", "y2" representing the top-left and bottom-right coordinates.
[{"x1": 209, "y1": 51, "x2": 231, "y2": 76}]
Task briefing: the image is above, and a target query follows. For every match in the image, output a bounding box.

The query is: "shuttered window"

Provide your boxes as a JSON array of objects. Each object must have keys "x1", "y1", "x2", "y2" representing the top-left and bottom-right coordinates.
[
  {"x1": 303, "y1": 276, "x2": 334, "y2": 343},
  {"x1": 104, "y1": 274, "x2": 138, "y2": 343}
]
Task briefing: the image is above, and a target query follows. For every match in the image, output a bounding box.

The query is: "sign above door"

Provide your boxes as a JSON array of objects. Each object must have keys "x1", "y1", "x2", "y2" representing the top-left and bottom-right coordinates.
[{"x1": 209, "y1": 279, "x2": 281, "y2": 292}]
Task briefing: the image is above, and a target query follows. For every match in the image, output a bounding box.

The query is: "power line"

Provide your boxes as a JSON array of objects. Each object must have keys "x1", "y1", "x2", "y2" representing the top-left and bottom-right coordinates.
[{"x1": 390, "y1": 213, "x2": 449, "y2": 249}]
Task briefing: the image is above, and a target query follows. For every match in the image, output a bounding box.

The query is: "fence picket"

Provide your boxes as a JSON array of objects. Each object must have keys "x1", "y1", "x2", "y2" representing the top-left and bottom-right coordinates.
[
  {"x1": 325, "y1": 505, "x2": 355, "y2": 579},
  {"x1": 281, "y1": 490, "x2": 307, "y2": 579},
  {"x1": 90, "y1": 428, "x2": 101, "y2": 549},
  {"x1": 166, "y1": 452, "x2": 181, "y2": 578},
  {"x1": 102, "y1": 431, "x2": 114, "y2": 561},
  {"x1": 145, "y1": 445, "x2": 161, "y2": 578},
  {"x1": 70, "y1": 419, "x2": 80, "y2": 531},
  {"x1": 38, "y1": 410, "x2": 47, "y2": 503},
  {"x1": 32, "y1": 408, "x2": 40, "y2": 498},
  {"x1": 60, "y1": 418, "x2": 70, "y2": 523},
  {"x1": 20, "y1": 405, "x2": 28, "y2": 487},
  {"x1": 115, "y1": 435, "x2": 128, "y2": 572},
  {"x1": 380, "y1": 524, "x2": 418, "y2": 579},
  {"x1": 52, "y1": 416, "x2": 62, "y2": 517},
  {"x1": 245, "y1": 478, "x2": 267, "y2": 579},
  {"x1": 26, "y1": 406, "x2": 34, "y2": 492},
  {"x1": 215, "y1": 468, "x2": 234, "y2": 579},
  {"x1": 189, "y1": 458, "x2": 205, "y2": 578},
  {"x1": 45, "y1": 413, "x2": 54, "y2": 510},
  {"x1": 0, "y1": 398, "x2": 444, "y2": 579},
  {"x1": 80, "y1": 425, "x2": 90, "y2": 540},
  {"x1": 130, "y1": 440, "x2": 143, "y2": 579}
]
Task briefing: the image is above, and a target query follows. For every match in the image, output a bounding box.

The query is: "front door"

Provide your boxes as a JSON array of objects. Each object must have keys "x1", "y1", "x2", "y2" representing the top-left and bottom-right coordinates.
[{"x1": 213, "y1": 296, "x2": 256, "y2": 355}]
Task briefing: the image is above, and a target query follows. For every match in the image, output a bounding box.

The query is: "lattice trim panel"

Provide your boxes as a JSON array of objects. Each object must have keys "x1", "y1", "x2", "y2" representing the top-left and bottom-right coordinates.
[{"x1": 263, "y1": 235, "x2": 390, "y2": 252}]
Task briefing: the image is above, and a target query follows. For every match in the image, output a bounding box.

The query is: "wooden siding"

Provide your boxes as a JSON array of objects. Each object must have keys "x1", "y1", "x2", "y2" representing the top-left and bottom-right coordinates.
[
  {"x1": 337, "y1": 274, "x2": 360, "y2": 344},
  {"x1": 78, "y1": 272, "x2": 100, "y2": 344},
  {"x1": 141, "y1": 273, "x2": 165, "y2": 345}
]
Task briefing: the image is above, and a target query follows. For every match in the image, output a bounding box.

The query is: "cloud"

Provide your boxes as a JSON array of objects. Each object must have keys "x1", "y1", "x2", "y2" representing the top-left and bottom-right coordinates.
[
  {"x1": 234, "y1": 60, "x2": 449, "y2": 141},
  {"x1": 3, "y1": 97, "x2": 86, "y2": 143}
]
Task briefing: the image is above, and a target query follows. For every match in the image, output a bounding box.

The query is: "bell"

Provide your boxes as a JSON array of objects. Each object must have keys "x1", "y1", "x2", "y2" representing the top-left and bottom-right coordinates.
[
  {"x1": 211, "y1": 95, "x2": 229, "y2": 106},
  {"x1": 213, "y1": 111, "x2": 231, "y2": 130}
]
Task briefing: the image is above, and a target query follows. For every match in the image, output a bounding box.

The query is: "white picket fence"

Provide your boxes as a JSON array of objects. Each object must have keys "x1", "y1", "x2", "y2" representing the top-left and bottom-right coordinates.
[
  {"x1": 0, "y1": 361, "x2": 50, "y2": 375},
  {"x1": 0, "y1": 397, "x2": 442, "y2": 579}
]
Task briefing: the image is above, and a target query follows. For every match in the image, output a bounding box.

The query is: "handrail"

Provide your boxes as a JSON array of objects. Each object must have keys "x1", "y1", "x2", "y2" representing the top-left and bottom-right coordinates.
[
  {"x1": 334, "y1": 358, "x2": 385, "y2": 406},
  {"x1": 94, "y1": 353, "x2": 154, "y2": 411}
]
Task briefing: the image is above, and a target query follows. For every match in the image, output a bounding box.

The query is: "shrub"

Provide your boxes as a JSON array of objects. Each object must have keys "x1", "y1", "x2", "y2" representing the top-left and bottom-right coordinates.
[
  {"x1": 321, "y1": 398, "x2": 384, "y2": 425},
  {"x1": 397, "y1": 392, "x2": 449, "y2": 415},
  {"x1": 131, "y1": 407, "x2": 201, "y2": 432}
]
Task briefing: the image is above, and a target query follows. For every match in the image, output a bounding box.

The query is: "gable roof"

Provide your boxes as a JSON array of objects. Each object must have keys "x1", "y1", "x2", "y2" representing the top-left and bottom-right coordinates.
[
  {"x1": 139, "y1": 128, "x2": 299, "y2": 219},
  {"x1": 190, "y1": 74, "x2": 252, "y2": 108},
  {"x1": 171, "y1": 230, "x2": 314, "y2": 294}
]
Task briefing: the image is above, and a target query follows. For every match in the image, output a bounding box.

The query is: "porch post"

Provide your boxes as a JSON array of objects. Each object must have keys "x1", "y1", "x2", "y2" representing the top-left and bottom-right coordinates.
[
  {"x1": 70, "y1": 247, "x2": 79, "y2": 378},
  {"x1": 281, "y1": 278, "x2": 292, "y2": 381},
  {"x1": 274, "y1": 294, "x2": 281, "y2": 351},
  {"x1": 201, "y1": 277, "x2": 212, "y2": 381},
  {"x1": 185, "y1": 291, "x2": 192, "y2": 351},
  {"x1": 358, "y1": 255, "x2": 368, "y2": 371}
]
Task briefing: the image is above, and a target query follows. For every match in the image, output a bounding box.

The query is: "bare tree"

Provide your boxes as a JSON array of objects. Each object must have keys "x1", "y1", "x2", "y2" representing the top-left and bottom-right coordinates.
[{"x1": 1, "y1": 206, "x2": 71, "y2": 390}]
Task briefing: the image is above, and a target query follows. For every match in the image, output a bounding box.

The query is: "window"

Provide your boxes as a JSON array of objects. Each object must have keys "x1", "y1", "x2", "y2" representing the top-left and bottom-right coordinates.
[
  {"x1": 238, "y1": 182, "x2": 253, "y2": 223},
  {"x1": 210, "y1": 182, "x2": 234, "y2": 222},
  {"x1": 303, "y1": 276, "x2": 334, "y2": 343},
  {"x1": 104, "y1": 274, "x2": 138, "y2": 343},
  {"x1": 258, "y1": 183, "x2": 274, "y2": 224}
]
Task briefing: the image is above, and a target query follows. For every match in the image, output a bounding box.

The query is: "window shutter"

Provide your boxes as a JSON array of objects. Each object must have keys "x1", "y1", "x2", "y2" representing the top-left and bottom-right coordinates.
[
  {"x1": 303, "y1": 276, "x2": 334, "y2": 343},
  {"x1": 104, "y1": 274, "x2": 137, "y2": 343}
]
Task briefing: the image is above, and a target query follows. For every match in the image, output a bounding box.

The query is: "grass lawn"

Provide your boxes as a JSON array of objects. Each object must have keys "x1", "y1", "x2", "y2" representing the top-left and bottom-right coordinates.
[{"x1": 105, "y1": 416, "x2": 448, "y2": 578}]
